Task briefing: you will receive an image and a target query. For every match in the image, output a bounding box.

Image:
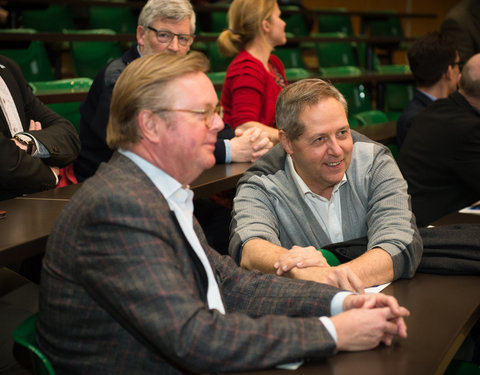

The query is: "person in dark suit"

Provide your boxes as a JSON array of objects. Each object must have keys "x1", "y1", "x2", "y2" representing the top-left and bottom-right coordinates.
[
  {"x1": 396, "y1": 32, "x2": 460, "y2": 149},
  {"x1": 37, "y1": 51, "x2": 409, "y2": 374},
  {"x1": 0, "y1": 55, "x2": 80, "y2": 201},
  {"x1": 398, "y1": 53, "x2": 480, "y2": 227},
  {"x1": 440, "y1": 0, "x2": 480, "y2": 63},
  {"x1": 74, "y1": 0, "x2": 271, "y2": 183}
]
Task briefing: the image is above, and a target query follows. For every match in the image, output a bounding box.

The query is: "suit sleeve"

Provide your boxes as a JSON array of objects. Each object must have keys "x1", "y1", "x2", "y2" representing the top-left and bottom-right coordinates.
[
  {"x1": 75, "y1": 191, "x2": 336, "y2": 373},
  {"x1": 21, "y1": 80, "x2": 80, "y2": 167},
  {"x1": 0, "y1": 57, "x2": 79, "y2": 194},
  {"x1": 214, "y1": 124, "x2": 236, "y2": 163},
  {"x1": 0, "y1": 133, "x2": 57, "y2": 192}
]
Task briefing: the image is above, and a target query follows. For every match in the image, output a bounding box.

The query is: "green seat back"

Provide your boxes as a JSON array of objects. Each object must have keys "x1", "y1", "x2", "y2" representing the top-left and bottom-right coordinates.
[
  {"x1": 320, "y1": 65, "x2": 362, "y2": 77},
  {"x1": 211, "y1": 11, "x2": 228, "y2": 33},
  {"x1": 364, "y1": 10, "x2": 404, "y2": 38},
  {"x1": 22, "y1": 5, "x2": 74, "y2": 32},
  {"x1": 0, "y1": 37, "x2": 54, "y2": 81},
  {"x1": 12, "y1": 314, "x2": 56, "y2": 375},
  {"x1": 206, "y1": 71, "x2": 226, "y2": 85},
  {"x1": 273, "y1": 47, "x2": 305, "y2": 69},
  {"x1": 65, "y1": 29, "x2": 123, "y2": 79},
  {"x1": 199, "y1": 33, "x2": 233, "y2": 72},
  {"x1": 383, "y1": 83, "x2": 414, "y2": 112},
  {"x1": 313, "y1": 32, "x2": 358, "y2": 68},
  {"x1": 29, "y1": 78, "x2": 93, "y2": 131},
  {"x1": 316, "y1": 8, "x2": 354, "y2": 36},
  {"x1": 334, "y1": 82, "x2": 372, "y2": 115},
  {"x1": 89, "y1": 7, "x2": 137, "y2": 34},
  {"x1": 353, "y1": 109, "x2": 389, "y2": 126},
  {"x1": 284, "y1": 68, "x2": 310, "y2": 81},
  {"x1": 282, "y1": 6, "x2": 310, "y2": 36}
]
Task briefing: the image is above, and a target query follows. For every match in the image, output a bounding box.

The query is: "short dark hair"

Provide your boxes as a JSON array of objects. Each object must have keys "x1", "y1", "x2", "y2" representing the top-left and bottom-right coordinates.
[{"x1": 407, "y1": 32, "x2": 458, "y2": 87}]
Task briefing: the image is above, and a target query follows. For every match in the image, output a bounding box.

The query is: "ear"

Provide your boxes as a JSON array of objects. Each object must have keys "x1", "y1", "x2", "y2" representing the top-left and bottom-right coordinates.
[
  {"x1": 279, "y1": 130, "x2": 293, "y2": 155},
  {"x1": 136, "y1": 25, "x2": 146, "y2": 51},
  {"x1": 137, "y1": 109, "x2": 161, "y2": 143},
  {"x1": 262, "y1": 18, "x2": 271, "y2": 34}
]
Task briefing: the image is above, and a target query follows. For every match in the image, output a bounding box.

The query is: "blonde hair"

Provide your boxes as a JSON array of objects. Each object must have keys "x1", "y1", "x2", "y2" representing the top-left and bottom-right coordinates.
[
  {"x1": 276, "y1": 78, "x2": 348, "y2": 140},
  {"x1": 106, "y1": 51, "x2": 210, "y2": 149},
  {"x1": 217, "y1": 0, "x2": 276, "y2": 56}
]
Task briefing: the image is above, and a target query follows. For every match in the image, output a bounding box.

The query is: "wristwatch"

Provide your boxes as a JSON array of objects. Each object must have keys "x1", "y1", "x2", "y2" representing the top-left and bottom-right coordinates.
[{"x1": 14, "y1": 134, "x2": 34, "y2": 154}]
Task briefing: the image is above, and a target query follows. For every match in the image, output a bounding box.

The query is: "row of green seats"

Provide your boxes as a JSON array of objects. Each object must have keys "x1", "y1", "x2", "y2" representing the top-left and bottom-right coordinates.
[
  {"x1": 0, "y1": 28, "x2": 124, "y2": 80},
  {"x1": 21, "y1": 3, "x2": 137, "y2": 33},
  {"x1": 29, "y1": 78, "x2": 93, "y2": 132}
]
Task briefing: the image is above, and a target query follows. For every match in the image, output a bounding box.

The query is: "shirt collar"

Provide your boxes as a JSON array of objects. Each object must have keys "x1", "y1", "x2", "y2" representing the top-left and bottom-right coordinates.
[
  {"x1": 418, "y1": 89, "x2": 437, "y2": 101},
  {"x1": 118, "y1": 148, "x2": 191, "y2": 205},
  {"x1": 286, "y1": 154, "x2": 347, "y2": 200}
]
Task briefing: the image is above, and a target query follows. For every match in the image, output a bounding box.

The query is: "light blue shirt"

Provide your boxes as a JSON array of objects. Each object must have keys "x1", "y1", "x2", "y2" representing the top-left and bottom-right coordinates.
[{"x1": 119, "y1": 149, "x2": 225, "y2": 314}]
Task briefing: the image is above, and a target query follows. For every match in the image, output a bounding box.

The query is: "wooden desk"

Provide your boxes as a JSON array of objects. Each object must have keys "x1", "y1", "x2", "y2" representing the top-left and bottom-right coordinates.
[
  {"x1": 0, "y1": 162, "x2": 251, "y2": 267},
  {"x1": 224, "y1": 273, "x2": 480, "y2": 375},
  {"x1": 0, "y1": 198, "x2": 67, "y2": 267},
  {"x1": 354, "y1": 121, "x2": 396, "y2": 145},
  {"x1": 191, "y1": 162, "x2": 251, "y2": 199}
]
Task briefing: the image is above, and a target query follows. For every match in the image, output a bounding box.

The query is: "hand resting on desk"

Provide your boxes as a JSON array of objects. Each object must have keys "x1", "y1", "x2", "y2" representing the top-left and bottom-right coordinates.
[
  {"x1": 333, "y1": 294, "x2": 410, "y2": 351},
  {"x1": 274, "y1": 245, "x2": 364, "y2": 293}
]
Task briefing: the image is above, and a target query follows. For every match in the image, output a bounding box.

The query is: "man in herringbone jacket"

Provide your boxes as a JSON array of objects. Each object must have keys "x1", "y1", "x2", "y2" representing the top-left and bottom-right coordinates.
[{"x1": 37, "y1": 51, "x2": 409, "y2": 374}]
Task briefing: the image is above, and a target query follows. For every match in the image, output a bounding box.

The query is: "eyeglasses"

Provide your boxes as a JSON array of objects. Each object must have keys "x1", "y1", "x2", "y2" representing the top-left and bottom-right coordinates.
[
  {"x1": 147, "y1": 26, "x2": 195, "y2": 47},
  {"x1": 155, "y1": 105, "x2": 224, "y2": 129}
]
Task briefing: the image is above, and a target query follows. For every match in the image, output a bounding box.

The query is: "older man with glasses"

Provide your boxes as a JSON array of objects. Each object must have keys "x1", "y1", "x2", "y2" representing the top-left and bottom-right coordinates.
[{"x1": 74, "y1": 0, "x2": 272, "y2": 183}]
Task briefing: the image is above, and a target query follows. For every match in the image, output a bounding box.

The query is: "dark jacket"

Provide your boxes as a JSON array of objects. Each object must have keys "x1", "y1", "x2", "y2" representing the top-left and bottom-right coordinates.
[
  {"x1": 74, "y1": 44, "x2": 236, "y2": 182},
  {"x1": 398, "y1": 91, "x2": 480, "y2": 226},
  {"x1": 396, "y1": 88, "x2": 433, "y2": 149},
  {"x1": 0, "y1": 55, "x2": 79, "y2": 200}
]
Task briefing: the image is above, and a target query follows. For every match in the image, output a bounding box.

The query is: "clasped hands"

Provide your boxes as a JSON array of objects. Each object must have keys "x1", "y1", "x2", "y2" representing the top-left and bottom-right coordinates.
[
  {"x1": 230, "y1": 127, "x2": 273, "y2": 163},
  {"x1": 273, "y1": 246, "x2": 409, "y2": 350},
  {"x1": 273, "y1": 245, "x2": 364, "y2": 293},
  {"x1": 334, "y1": 293, "x2": 410, "y2": 351}
]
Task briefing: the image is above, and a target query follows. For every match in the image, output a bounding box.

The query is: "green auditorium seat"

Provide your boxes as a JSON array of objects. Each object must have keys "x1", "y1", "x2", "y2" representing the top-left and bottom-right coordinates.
[
  {"x1": 282, "y1": 6, "x2": 310, "y2": 36},
  {"x1": 22, "y1": 5, "x2": 74, "y2": 32},
  {"x1": 89, "y1": 6, "x2": 137, "y2": 34},
  {"x1": 12, "y1": 314, "x2": 56, "y2": 375},
  {"x1": 316, "y1": 8, "x2": 354, "y2": 36},
  {"x1": 29, "y1": 78, "x2": 93, "y2": 131},
  {"x1": 382, "y1": 82, "x2": 414, "y2": 120},
  {"x1": 273, "y1": 47, "x2": 305, "y2": 69},
  {"x1": 64, "y1": 29, "x2": 123, "y2": 79},
  {"x1": 0, "y1": 30, "x2": 54, "y2": 81},
  {"x1": 353, "y1": 109, "x2": 389, "y2": 126},
  {"x1": 313, "y1": 32, "x2": 359, "y2": 69}
]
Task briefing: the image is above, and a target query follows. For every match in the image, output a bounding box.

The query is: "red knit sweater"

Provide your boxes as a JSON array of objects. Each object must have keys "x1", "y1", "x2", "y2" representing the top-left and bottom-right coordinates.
[{"x1": 221, "y1": 50, "x2": 287, "y2": 128}]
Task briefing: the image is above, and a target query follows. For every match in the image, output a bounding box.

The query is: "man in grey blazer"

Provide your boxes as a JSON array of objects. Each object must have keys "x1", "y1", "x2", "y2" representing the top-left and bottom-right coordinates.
[{"x1": 37, "y1": 52, "x2": 409, "y2": 374}]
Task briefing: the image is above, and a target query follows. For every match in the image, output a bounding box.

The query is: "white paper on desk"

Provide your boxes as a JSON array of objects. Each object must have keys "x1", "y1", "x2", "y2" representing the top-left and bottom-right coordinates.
[
  {"x1": 276, "y1": 360, "x2": 304, "y2": 370},
  {"x1": 365, "y1": 282, "x2": 391, "y2": 294},
  {"x1": 459, "y1": 201, "x2": 480, "y2": 215}
]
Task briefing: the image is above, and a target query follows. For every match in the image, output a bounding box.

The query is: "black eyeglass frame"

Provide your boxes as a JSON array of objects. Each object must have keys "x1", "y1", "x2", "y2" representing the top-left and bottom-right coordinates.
[{"x1": 146, "y1": 26, "x2": 195, "y2": 47}]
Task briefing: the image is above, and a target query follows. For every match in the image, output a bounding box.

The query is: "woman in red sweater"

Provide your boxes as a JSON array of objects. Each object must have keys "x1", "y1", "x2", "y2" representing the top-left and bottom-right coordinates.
[{"x1": 217, "y1": 0, "x2": 287, "y2": 144}]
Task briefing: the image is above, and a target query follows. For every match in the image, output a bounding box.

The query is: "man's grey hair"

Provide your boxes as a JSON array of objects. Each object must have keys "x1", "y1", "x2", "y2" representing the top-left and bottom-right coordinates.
[
  {"x1": 460, "y1": 53, "x2": 480, "y2": 99},
  {"x1": 276, "y1": 78, "x2": 348, "y2": 140},
  {"x1": 138, "y1": 0, "x2": 196, "y2": 34}
]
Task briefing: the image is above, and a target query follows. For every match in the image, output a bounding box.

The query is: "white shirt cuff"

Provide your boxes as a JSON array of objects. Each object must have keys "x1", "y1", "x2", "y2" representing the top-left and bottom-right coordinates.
[
  {"x1": 319, "y1": 316, "x2": 337, "y2": 343},
  {"x1": 224, "y1": 139, "x2": 231, "y2": 163},
  {"x1": 330, "y1": 291, "x2": 353, "y2": 316}
]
